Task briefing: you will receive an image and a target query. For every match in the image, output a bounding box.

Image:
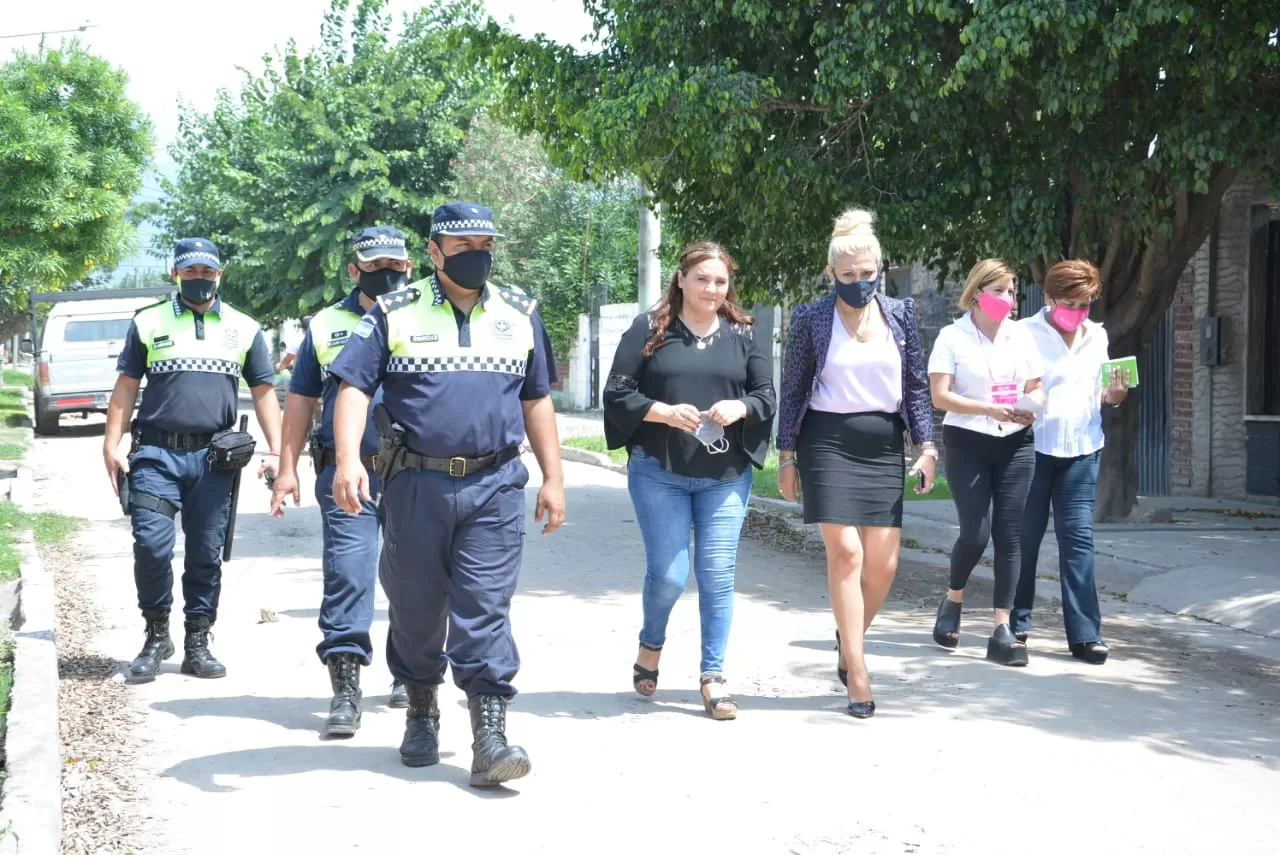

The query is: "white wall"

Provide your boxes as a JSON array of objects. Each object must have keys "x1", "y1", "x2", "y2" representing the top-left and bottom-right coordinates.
[{"x1": 567, "y1": 302, "x2": 640, "y2": 410}]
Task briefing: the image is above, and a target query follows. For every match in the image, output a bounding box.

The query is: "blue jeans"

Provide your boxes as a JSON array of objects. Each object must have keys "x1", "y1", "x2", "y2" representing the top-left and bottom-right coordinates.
[
  {"x1": 627, "y1": 448, "x2": 753, "y2": 675},
  {"x1": 315, "y1": 463, "x2": 382, "y2": 666},
  {"x1": 1012, "y1": 450, "x2": 1103, "y2": 646}
]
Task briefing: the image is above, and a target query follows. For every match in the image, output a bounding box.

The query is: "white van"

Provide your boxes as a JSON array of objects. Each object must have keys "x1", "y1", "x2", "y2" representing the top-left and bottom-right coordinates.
[{"x1": 22, "y1": 290, "x2": 173, "y2": 435}]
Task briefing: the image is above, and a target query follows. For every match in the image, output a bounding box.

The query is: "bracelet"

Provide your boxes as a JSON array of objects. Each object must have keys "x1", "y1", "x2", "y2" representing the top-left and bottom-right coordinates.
[
  {"x1": 778, "y1": 459, "x2": 797, "y2": 469},
  {"x1": 920, "y1": 448, "x2": 939, "y2": 459}
]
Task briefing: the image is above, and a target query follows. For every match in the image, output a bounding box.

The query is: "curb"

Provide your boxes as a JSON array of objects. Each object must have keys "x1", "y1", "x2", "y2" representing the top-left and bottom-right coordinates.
[
  {"x1": 559, "y1": 445, "x2": 627, "y2": 477},
  {"x1": 0, "y1": 467, "x2": 62, "y2": 855}
]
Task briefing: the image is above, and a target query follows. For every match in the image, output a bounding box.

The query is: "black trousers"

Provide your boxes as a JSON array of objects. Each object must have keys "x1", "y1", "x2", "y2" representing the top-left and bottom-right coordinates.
[{"x1": 943, "y1": 425, "x2": 1036, "y2": 609}]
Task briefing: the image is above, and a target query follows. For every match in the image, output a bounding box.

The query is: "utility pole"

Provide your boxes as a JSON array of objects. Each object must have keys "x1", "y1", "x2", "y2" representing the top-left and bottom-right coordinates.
[{"x1": 637, "y1": 181, "x2": 661, "y2": 313}]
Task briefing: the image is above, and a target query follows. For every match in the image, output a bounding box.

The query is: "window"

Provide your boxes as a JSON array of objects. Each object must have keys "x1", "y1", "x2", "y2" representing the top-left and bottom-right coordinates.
[{"x1": 62, "y1": 318, "x2": 133, "y2": 344}]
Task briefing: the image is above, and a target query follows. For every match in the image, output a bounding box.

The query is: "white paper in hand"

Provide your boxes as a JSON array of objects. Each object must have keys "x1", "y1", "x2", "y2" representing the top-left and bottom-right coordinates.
[{"x1": 1013, "y1": 393, "x2": 1042, "y2": 414}]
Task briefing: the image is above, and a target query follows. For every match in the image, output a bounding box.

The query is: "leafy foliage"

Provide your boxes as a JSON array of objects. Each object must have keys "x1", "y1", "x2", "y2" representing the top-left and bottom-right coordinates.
[
  {"x1": 479, "y1": 0, "x2": 1280, "y2": 518},
  {"x1": 447, "y1": 112, "x2": 640, "y2": 359},
  {"x1": 157, "y1": 0, "x2": 494, "y2": 323},
  {"x1": 0, "y1": 40, "x2": 153, "y2": 330}
]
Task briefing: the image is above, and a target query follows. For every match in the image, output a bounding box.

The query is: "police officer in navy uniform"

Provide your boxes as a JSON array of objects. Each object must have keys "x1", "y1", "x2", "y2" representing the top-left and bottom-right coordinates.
[
  {"x1": 103, "y1": 238, "x2": 282, "y2": 682},
  {"x1": 328, "y1": 202, "x2": 566, "y2": 787},
  {"x1": 269, "y1": 226, "x2": 414, "y2": 735}
]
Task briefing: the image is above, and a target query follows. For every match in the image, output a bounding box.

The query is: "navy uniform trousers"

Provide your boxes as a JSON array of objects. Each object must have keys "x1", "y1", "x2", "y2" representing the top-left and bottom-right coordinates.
[
  {"x1": 379, "y1": 454, "x2": 528, "y2": 699},
  {"x1": 129, "y1": 445, "x2": 234, "y2": 619},
  {"x1": 315, "y1": 460, "x2": 382, "y2": 666}
]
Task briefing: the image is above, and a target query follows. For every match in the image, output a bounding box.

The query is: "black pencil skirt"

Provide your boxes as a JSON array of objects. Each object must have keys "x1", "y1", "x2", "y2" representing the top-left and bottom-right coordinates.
[{"x1": 796, "y1": 410, "x2": 906, "y2": 528}]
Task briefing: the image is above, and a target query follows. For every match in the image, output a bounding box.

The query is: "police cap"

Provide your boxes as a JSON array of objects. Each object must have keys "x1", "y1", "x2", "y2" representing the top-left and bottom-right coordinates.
[
  {"x1": 173, "y1": 237, "x2": 221, "y2": 270},
  {"x1": 429, "y1": 202, "x2": 506, "y2": 239},
  {"x1": 352, "y1": 226, "x2": 409, "y2": 263}
]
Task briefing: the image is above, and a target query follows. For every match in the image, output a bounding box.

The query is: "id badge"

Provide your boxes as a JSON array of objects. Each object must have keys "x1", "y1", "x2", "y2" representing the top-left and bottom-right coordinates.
[{"x1": 990, "y1": 382, "x2": 1019, "y2": 407}]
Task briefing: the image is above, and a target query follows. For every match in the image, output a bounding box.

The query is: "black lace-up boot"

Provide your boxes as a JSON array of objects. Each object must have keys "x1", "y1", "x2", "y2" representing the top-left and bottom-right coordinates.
[
  {"x1": 325, "y1": 653, "x2": 363, "y2": 736},
  {"x1": 399, "y1": 682, "x2": 441, "y2": 767},
  {"x1": 388, "y1": 680, "x2": 408, "y2": 709},
  {"x1": 179, "y1": 615, "x2": 226, "y2": 679},
  {"x1": 129, "y1": 609, "x2": 174, "y2": 682},
  {"x1": 467, "y1": 694, "x2": 530, "y2": 788}
]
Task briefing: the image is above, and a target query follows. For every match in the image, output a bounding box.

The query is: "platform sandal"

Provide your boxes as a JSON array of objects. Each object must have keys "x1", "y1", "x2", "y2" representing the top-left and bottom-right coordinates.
[
  {"x1": 632, "y1": 642, "x2": 661, "y2": 697},
  {"x1": 699, "y1": 676, "x2": 738, "y2": 721},
  {"x1": 932, "y1": 595, "x2": 962, "y2": 649},
  {"x1": 1070, "y1": 641, "x2": 1109, "y2": 665},
  {"x1": 986, "y1": 624, "x2": 1029, "y2": 667}
]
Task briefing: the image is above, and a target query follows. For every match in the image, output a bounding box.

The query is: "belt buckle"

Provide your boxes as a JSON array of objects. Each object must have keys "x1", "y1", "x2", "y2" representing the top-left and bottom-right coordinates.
[{"x1": 447, "y1": 456, "x2": 468, "y2": 477}]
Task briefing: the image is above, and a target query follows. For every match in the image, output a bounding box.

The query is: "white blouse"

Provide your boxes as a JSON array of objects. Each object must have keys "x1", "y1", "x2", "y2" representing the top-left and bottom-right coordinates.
[
  {"x1": 1019, "y1": 308, "x2": 1111, "y2": 457},
  {"x1": 927, "y1": 313, "x2": 1042, "y2": 437}
]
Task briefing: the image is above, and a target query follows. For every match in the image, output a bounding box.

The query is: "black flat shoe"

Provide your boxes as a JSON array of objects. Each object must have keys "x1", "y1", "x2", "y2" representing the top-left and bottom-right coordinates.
[
  {"x1": 932, "y1": 596, "x2": 962, "y2": 648},
  {"x1": 1070, "y1": 641, "x2": 1109, "y2": 664},
  {"x1": 835, "y1": 629, "x2": 848, "y2": 687},
  {"x1": 986, "y1": 624, "x2": 1029, "y2": 667},
  {"x1": 847, "y1": 700, "x2": 875, "y2": 719}
]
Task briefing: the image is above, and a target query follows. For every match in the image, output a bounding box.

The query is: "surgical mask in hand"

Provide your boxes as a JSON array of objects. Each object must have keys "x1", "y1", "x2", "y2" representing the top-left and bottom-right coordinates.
[{"x1": 694, "y1": 412, "x2": 730, "y2": 454}]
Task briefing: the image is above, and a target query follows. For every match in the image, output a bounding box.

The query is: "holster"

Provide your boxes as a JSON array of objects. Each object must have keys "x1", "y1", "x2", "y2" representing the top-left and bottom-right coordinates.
[
  {"x1": 309, "y1": 429, "x2": 324, "y2": 473},
  {"x1": 371, "y1": 403, "x2": 408, "y2": 484},
  {"x1": 206, "y1": 428, "x2": 257, "y2": 472}
]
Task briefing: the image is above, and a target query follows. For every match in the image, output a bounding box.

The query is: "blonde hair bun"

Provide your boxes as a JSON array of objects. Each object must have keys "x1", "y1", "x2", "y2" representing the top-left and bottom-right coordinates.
[{"x1": 832, "y1": 208, "x2": 876, "y2": 239}]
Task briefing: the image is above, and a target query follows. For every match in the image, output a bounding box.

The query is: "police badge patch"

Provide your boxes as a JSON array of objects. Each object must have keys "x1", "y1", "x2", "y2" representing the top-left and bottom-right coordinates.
[
  {"x1": 223, "y1": 328, "x2": 240, "y2": 350},
  {"x1": 492, "y1": 319, "x2": 512, "y2": 340}
]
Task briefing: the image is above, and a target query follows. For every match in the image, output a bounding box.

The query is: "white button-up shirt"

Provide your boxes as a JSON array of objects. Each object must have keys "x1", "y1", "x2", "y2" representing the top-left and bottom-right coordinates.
[
  {"x1": 927, "y1": 313, "x2": 1042, "y2": 438},
  {"x1": 1018, "y1": 307, "x2": 1110, "y2": 457}
]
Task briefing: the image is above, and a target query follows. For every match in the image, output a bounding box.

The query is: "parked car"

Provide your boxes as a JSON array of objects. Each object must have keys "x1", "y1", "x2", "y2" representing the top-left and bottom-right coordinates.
[{"x1": 20, "y1": 291, "x2": 170, "y2": 436}]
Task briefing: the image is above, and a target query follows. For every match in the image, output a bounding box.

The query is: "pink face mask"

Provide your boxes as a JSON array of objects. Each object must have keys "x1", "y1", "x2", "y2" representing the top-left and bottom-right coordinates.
[
  {"x1": 977, "y1": 290, "x2": 1014, "y2": 324},
  {"x1": 1050, "y1": 304, "x2": 1090, "y2": 332}
]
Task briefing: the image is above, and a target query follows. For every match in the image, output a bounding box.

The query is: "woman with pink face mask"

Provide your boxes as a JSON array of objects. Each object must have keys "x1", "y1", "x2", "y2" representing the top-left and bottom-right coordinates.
[
  {"x1": 927, "y1": 259, "x2": 1044, "y2": 666},
  {"x1": 1011, "y1": 260, "x2": 1129, "y2": 664}
]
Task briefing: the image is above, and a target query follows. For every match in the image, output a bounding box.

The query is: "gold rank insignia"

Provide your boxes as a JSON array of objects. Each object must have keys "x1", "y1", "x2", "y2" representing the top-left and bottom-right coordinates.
[
  {"x1": 376, "y1": 287, "x2": 421, "y2": 313},
  {"x1": 494, "y1": 286, "x2": 537, "y2": 316}
]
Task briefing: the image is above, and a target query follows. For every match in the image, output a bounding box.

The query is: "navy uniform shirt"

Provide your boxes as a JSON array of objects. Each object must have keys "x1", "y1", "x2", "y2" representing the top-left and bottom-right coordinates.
[
  {"x1": 328, "y1": 276, "x2": 558, "y2": 459},
  {"x1": 117, "y1": 296, "x2": 276, "y2": 435},
  {"x1": 288, "y1": 289, "x2": 384, "y2": 458}
]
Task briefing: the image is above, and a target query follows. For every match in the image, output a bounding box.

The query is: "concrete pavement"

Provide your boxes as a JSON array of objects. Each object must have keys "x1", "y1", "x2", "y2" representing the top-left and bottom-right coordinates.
[{"x1": 24, "y1": 412, "x2": 1280, "y2": 854}]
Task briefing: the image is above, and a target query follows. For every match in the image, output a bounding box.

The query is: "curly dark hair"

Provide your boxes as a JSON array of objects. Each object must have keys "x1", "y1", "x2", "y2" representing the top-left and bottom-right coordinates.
[{"x1": 641, "y1": 241, "x2": 754, "y2": 358}]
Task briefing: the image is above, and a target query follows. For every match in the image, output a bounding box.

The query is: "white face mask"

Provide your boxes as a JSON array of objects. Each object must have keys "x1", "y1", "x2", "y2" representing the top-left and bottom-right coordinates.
[{"x1": 694, "y1": 412, "x2": 731, "y2": 454}]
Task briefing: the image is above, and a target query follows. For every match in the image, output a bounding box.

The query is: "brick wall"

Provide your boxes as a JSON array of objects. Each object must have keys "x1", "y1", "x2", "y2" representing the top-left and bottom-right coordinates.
[{"x1": 1171, "y1": 263, "x2": 1197, "y2": 490}]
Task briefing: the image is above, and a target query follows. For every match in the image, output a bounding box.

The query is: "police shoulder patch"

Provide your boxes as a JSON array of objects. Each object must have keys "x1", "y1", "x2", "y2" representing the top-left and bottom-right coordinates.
[
  {"x1": 133, "y1": 297, "x2": 170, "y2": 316},
  {"x1": 493, "y1": 286, "x2": 537, "y2": 316},
  {"x1": 351, "y1": 316, "x2": 376, "y2": 339},
  {"x1": 376, "y1": 287, "x2": 421, "y2": 314}
]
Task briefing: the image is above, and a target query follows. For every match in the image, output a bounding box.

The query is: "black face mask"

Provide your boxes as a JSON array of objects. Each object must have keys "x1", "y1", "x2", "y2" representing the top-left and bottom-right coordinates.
[
  {"x1": 441, "y1": 249, "x2": 493, "y2": 291},
  {"x1": 834, "y1": 271, "x2": 881, "y2": 309},
  {"x1": 357, "y1": 267, "x2": 408, "y2": 299},
  {"x1": 180, "y1": 277, "x2": 218, "y2": 304}
]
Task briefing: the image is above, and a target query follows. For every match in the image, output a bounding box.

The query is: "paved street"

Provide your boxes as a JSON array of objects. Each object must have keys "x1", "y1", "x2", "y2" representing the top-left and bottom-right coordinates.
[{"x1": 29, "y1": 413, "x2": 1280, "y2": 855}]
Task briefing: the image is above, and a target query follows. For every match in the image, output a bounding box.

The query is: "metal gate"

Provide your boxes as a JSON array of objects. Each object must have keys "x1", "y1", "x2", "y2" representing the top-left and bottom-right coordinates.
[{"x1": 1019, "y1": 284, "x2": 1172, "y2": 495}]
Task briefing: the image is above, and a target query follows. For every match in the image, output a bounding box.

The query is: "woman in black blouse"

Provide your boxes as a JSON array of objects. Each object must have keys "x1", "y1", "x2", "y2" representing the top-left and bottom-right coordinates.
[{"x1": 603, "y1": 241, "x2": 776, "y2": 721}]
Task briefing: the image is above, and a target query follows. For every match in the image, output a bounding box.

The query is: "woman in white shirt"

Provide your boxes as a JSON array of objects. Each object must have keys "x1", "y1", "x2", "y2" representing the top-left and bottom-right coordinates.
[
  {"x1": 927, "y1": 259, "x2": 1044, "y2": 666},
  {"x1": 1012, "y1": 260, "x2": 1129, "y2": 664}
]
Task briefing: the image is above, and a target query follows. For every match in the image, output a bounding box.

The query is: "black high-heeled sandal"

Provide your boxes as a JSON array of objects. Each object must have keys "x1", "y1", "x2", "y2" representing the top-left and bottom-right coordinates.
[
  {"x1": 1070, "y1": 641, "x2": 1109, "y2": 664},
  {"x1": 835, "y1": 629, "x2": 848, "y2": 687},
  {"x1": 986, "y1": 624, "x2": 1029, "y2": 667},
  {"x1": 932, "y1": 596, "x2": 962, "y2": 648},
  {"x1": 632, "y1": 642, "x2": 662, "y2": 696}
]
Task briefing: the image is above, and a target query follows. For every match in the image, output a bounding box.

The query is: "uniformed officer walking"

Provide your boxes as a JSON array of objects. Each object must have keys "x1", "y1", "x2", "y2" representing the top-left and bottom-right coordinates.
[
  {"x1": 328, "y1": 201, "x2": 566, "y2": 787},
  {"x1": 103, "y1": 238, "x2": 282, "y2": 682},
  {"x1": 269, "y1": 226, "x2": 415, "y2": 736}
]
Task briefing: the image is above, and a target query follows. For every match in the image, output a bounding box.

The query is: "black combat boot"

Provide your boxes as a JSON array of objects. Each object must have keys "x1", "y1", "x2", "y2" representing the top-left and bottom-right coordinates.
[
  {"x1": 399, "y1": 682, "x2": 441, "y2": 767},
  {"x1": 388, "y1": 679, "x2": 408, "y2": 709},
  {"x1": 179, "y1": 615, "x2": 226, "y2": 679},
  {"x1": 128, "y1": 609, "x2": 175, "y2": 683},
  {"x1": 467, "y1": 694, "x2": 530, "y2": 788},
  {"x1": 324, "y1": 653, "x2": 362, "y2": 737}
]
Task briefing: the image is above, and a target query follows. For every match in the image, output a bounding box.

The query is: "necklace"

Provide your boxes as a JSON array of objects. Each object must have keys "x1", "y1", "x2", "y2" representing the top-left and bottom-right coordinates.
[
  {"x1": 681, "y1": 314, "x2": 720, "y2": 349},
  {"x1": 837, "y1": 304, "x2": 874, "y2": 343}
]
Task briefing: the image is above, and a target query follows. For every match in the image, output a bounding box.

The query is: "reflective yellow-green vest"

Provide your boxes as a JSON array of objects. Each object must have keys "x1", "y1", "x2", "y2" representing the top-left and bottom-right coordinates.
[
  {"x1": 379, "y1": 280, "x2": 537, "y2": 377},
  {"x1": 132, "y1": 296, "x2": 260, "y2": 377},
  {"x1": 308, "y1": 301, "x2": 365, "y2": 375}
]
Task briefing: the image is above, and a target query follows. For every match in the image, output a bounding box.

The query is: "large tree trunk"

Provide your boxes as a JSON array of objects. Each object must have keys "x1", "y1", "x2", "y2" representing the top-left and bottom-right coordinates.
[{"x1": 1096, "y1": 326, "x2": 1145, "y2": 521}]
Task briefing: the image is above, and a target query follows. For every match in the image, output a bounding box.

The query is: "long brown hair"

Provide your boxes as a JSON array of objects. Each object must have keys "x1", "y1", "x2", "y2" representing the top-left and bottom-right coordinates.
[{"x1": 641, "y1": 241, "x2": 754, "y2": 358}]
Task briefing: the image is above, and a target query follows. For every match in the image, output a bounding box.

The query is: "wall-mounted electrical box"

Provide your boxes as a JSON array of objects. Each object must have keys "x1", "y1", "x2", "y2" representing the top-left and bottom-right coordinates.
[{"x1": 1199, "y1": 315, "x2": 1221, "y2": 366}]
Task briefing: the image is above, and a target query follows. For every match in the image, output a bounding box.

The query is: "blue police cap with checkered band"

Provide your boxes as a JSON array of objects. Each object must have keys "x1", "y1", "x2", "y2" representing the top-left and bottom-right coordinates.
[
  {"x1": 429, "y1": 202, "x2": 506, "y2": 239},
  {"x1": 352, "y1": 226, "x2": 409, "y2": 263},
  {"x1": 173, "y1": 237, "x2": 221, "y2": 270}
]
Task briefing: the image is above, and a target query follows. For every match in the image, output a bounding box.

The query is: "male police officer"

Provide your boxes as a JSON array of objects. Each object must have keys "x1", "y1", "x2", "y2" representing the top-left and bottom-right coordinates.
[
  {"x1": 327, "y1": 202, "x2": 566, "y2": 787},
  {"x1": 103, "y1": 238, "x2": 282, "y2": 682},
  {"x1": 269, "y1": 226, "x2": 413, "y2": 736}
]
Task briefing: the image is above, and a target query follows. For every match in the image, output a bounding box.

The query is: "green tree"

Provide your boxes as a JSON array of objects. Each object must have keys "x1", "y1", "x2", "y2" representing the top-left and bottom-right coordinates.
[
  {"x1": 0, "y1": 40, "x2": 153, "y2": 339},
  {"x1": 157, "y1": 0, "x2": 494, "y2": 323},
  {"x1": 446, "y1": 112, "x2": 640, "y2": 359},
  {"x1": 480, "y1": 1, "x2": 1280, "y2": 519}
]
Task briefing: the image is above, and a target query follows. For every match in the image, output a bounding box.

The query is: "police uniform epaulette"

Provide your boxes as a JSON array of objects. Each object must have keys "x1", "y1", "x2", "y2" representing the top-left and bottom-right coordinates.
[
  {"x1": 493, "y1": 286, "x2": 536, "y2": 316},
  {"x1": 133, "y1": 297, "x2": 172, "y2": 316},
  {"x1": 376, "y1": 287, "x2": 421, "y2": 313}
]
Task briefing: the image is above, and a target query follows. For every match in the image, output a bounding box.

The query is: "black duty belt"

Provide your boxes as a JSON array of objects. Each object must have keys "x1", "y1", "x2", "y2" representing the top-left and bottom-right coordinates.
[
  {"x1": 135, "y1": 426, "x2": 216, "y2": 451},
  {"x1": 401, "y1": 446, "x2": 521, "y2": 478},
  {"x1": 318, "y1": 447, "x2": 379, "y2": 470}
]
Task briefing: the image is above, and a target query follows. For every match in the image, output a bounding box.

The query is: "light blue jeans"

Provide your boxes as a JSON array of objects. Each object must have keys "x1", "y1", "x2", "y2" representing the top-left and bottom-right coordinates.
[{"x1": 627, "y1": 447, "x2": 753, "y2": 675}]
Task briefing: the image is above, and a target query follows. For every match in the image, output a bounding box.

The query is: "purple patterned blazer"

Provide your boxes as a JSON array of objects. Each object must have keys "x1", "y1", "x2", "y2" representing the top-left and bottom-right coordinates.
[{"x1": 777, "y1": 291, "x2": 935, "y2": 451}]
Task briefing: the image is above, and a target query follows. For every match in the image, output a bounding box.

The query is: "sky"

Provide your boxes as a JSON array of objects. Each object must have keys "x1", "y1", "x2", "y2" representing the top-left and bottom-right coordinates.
[{"x1": 2, "y1": 0, "x2": 598, "y2": 278}]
